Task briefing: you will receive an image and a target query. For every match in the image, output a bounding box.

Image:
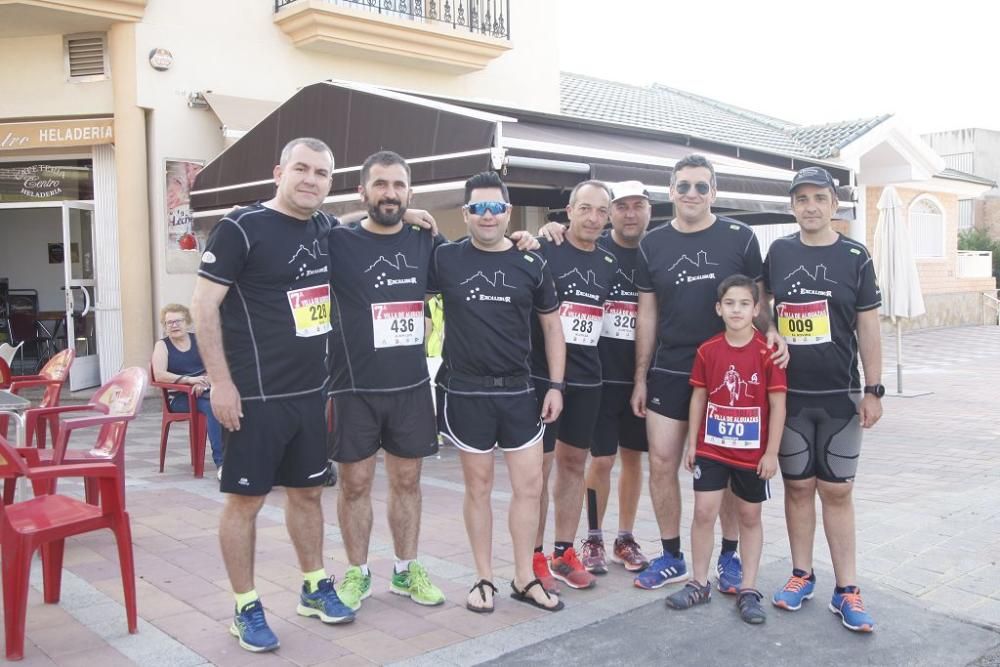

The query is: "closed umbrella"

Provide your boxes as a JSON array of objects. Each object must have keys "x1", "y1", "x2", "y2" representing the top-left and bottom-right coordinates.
[{"x1": 872, "y1": 185, "x2": 926, "y2": 394}]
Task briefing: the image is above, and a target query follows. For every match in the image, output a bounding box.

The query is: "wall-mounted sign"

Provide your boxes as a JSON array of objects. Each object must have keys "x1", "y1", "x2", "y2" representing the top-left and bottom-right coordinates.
[
  {"x1": 0, "y1": 118, "x2": 114, "y2": 152},
  {"x1": 166, "y1": 159, "x2": 207, "y2": 274},
  {"x1": 148, "y1": 48, "x2": 173, "y2": 71}
]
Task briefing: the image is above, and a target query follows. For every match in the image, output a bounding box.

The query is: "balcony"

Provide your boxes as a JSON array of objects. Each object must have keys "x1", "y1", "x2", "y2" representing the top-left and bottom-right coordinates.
[
  {"x1": 957, "y1": 250, "x2": 993, "y2": 279},
  {"x1": 273, "y1": 0, "x2": 512, "y2": 73},
  {"x1": 0, "y1": 1, "x2": 147, "y2": 38}
]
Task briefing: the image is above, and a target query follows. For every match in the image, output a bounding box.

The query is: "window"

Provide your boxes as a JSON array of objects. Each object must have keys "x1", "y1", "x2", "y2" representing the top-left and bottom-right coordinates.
[
  {"x1": 958, "y1": 199, "x2": 974, "y2": 231},
  {"x1": 64, "y1": 33, "x2": 109, "y2": 82},
  {"x1": 909, "y1": 196, "x2": 945, "y2": 258}
]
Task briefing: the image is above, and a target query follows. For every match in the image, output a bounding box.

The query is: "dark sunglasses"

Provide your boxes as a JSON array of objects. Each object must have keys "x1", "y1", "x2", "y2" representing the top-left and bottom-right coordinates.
[
  {"x1": 464, "y1": 201, "x2": 509, "y2": 215},
  {"x1": 675, "y1": 181, "x2": 712, "y2": 195}
]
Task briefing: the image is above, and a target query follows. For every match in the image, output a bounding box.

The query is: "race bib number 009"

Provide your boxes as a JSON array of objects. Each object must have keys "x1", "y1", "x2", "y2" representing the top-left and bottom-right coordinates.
[
  {"x1": 372, "y1": 301, "x2": 424, "y2": 349},
  {"x1": 601, "y1": 300, "x2": 637, "y2": 341},
  {"x1": 776, "y1": 299, "x2": 832, "y2": 345},
  {"x1": 560, "y1": 301, "x2": 603, "y2": 347},
  {"x1": 704, "y1": 403, "x2": 761, "y2": 449},
  {"x1": 287, "y1": 284, "x2": 332, "y2": 338}
]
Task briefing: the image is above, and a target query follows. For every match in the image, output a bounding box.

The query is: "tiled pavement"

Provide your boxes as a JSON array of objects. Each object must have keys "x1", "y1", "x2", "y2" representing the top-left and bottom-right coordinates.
[{"x1": 3, "y1": 325, "x2": 1000, "y2": 665}]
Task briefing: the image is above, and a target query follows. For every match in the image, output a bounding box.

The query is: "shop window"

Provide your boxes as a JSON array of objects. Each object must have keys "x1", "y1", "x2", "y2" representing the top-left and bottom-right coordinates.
[
  {"x1": 64, "y1": 33, "x2": 109, "y2": 82},
  {"x1": 909, "y1": 195, "x2": 945, "y2": 259}
]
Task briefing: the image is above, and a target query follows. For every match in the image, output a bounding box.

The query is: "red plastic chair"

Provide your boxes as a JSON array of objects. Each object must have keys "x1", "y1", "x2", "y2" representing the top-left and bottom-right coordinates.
[
  {"x1": 5, "y1": 367, "x2": 148, "y2": 507},
  {"x1": 0, "y1": 349, "x2": 75, "y2": 448},
  {"x1": 0, "y1": 432, "x2": 137, "y2": 661},
  {"x1": 149, "y1": 365, "x2": 208, "y2": 478},
  {"x1": 0, "y1": 357, "x2": 10, "y2": 388}
]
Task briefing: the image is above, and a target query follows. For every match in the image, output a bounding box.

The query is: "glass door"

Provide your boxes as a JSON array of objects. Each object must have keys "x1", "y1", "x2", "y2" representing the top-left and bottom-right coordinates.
[{"x1": 61, "y1": 202, "x2": 100, "y2": 390}]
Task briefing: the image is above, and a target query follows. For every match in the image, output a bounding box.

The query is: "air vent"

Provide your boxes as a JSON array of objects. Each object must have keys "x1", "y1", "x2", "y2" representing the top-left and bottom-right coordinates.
[{"x1": 65, "y1": 33, "x2": 108, "y2": 80}]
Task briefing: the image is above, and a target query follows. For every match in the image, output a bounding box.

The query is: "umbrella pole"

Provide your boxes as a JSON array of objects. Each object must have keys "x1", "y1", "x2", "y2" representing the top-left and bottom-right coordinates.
[{"x1": 896, "y1": 321, "x2": 903, "y2": 394}]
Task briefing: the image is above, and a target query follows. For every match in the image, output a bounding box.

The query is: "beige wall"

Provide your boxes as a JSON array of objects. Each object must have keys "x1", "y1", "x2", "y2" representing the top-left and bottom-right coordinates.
[{"x1": 0, "y1": 34, "x2": 113, "y2": 118}]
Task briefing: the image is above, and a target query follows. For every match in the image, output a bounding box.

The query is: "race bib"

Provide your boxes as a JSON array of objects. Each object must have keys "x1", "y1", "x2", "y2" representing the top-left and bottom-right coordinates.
[
  {"x1": 372, "y1": 301, "x2": 424, "y2": 349},
  {"x1": 560, "y1": 301, "x2": 603, "y2": 347},
  {"x1": 776, "y1": 299, "x2": 832, "y2": 345},
  {"x1": 287, "y1": 284, "x2": 332, "y2": 338},
  {"x1": 601, "y1": 301, "x2": 637, "y2": 341},
  {"x1": 704, "y1": 403, "x2": 761, "y2": 449}
]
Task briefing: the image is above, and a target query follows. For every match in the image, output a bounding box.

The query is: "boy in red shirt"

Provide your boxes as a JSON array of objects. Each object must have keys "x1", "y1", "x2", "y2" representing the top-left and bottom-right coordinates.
[{"x1": 666, "y1": 274, "x2": 787, "y2": 624}]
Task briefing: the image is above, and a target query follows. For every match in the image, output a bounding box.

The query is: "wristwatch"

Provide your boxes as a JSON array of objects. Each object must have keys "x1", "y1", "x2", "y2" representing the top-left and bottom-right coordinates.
[
  {"x1": 548, "y1": 380, "x2": 566, "y2": 392},
  {"x1": 863, "y1": 384, "x2": 886, "y2": 398}
]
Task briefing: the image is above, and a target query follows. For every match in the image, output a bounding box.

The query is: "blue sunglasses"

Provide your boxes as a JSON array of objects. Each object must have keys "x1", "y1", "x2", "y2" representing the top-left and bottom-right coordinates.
[{"x1": 464, "y1": 201, "x2": 509, "y2": 216}]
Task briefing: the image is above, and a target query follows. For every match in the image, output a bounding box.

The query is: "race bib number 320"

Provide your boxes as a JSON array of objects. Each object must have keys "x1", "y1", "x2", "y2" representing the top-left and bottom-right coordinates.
[
  {"x1": 776, "y1": 299, "x2": 832, "y2": 345},
  {"x1": 560, "y1": 301, "x2": 603, "y2": 347},
  {"x1": 704, "y1": 403, "x2": 761, "y2": 449},
  {"x1": 601, "y1": 300, "x2": 637, "y2": 341},
  {"x1": 287, "y1": 284, "x2": 332, "y2": 338},
  {"x1": 372, "y1": 301, "x2": 424, "y2": 349}
]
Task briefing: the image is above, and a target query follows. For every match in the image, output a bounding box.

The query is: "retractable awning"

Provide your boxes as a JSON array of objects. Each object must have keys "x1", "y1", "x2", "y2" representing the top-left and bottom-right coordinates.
[{"x1": 191, "y1": 80, "x2": 855, "y2": 222}]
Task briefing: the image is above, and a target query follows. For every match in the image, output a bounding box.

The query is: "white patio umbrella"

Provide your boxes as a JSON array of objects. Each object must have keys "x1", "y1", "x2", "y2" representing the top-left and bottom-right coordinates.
[{"x1": 872, "y1": 185, "x2": 926, "y2": 394}]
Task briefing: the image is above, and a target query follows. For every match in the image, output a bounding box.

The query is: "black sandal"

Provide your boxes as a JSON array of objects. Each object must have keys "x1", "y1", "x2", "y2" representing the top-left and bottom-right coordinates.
[
  {"x1": 510, "y1": 578, "x2": 564, "y2": 612},
  {"x1": 466, "y1": 579, "x2": 497, "y2": 613}
]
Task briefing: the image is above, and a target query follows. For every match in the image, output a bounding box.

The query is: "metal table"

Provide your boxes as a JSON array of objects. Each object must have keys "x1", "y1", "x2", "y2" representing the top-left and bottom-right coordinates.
[{"x1": 0, "y1": 389, "x2": 31, "y2": 445}]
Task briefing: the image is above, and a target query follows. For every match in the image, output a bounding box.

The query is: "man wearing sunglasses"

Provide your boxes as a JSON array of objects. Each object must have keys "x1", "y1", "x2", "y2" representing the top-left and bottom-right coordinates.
[
  {"x1": 429, "y1": 171, "x2": 566, "y2": 613},
  {"x1": 631, "y1": 154, "x2": 788, "y2": 594},
  {"x1": 531, "y1": 180, "x2": 619, "y2": 591}
]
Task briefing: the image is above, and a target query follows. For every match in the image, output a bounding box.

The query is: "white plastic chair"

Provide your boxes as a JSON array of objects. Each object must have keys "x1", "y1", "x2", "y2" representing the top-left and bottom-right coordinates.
[{"x1": 0, "y1": 342, "x2": 22, "y2": 368}]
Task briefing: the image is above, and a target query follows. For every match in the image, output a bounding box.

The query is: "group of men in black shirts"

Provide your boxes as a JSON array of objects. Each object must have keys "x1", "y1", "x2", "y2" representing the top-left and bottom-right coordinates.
[{"x1": 191, "y1": 137, "x2": 884, "y2": 653}]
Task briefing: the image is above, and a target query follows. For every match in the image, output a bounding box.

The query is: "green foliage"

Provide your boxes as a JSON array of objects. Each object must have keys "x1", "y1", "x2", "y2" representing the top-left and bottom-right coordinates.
[{"x1": 958, "y1": 228, "x2": 1000, "y2": 277}]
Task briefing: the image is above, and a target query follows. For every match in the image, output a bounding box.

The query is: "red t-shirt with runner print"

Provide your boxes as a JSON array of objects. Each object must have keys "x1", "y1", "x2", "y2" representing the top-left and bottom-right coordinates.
[{"x1": 689, "y1": 331, "x2": 787, "y2": 470}]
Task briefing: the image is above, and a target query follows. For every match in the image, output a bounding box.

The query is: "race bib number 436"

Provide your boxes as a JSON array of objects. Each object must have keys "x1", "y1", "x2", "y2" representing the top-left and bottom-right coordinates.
[
  {"x1": 372, "y1": 301, "x2": 424, "y2": 349},
  {"x1": 287, "y1": 284, "x2": 332, "y2": 338},
  {"x1": 776, "y1": 299, "x2": 832, "y2": 345},
  {"x1": 601, "y1": 301, "x2": 637, "y2": 341},
  {"x1": 704, "y1": 403, "x2": 761, "y2": 449},
  {"x1": 560, "y1": 301, "x2": 603, "y2": 347}
]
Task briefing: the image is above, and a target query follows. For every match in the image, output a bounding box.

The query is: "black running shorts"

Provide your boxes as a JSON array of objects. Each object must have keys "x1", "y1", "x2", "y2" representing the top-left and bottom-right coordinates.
[
  {"x1": 778, "y1": 393, "x2": 862, "y2": 483},
  {"x1": 692, "y1": 455, "x2": 769, "y2": 504},
  {"x1": 329, "y1": 384, "x2": 439, "y2": 463},
  {"x1": 534, "y1": 382, "x2": 602, "y2": 454},
  {"x1": 645, "y1": 372, "x2": 694, "y2": 421},
  {"x1": 221, "y1": 392, "x2": 329, "y2": 495},
  {"x1": 591, "y1": 383, "x2": 647, "y2": 457},
  {"x1": 438, "y1": 391, "x2": 544, "y2": 453}
]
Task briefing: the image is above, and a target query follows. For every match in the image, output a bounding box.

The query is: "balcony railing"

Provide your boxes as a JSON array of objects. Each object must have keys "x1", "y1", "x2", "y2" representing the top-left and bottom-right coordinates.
[
  {"x1": 274, "y1": 0, "x2": 510, "y2": 40},
  {"x1": 958, "y1": 250, "x2": 993, "y2": 279}
]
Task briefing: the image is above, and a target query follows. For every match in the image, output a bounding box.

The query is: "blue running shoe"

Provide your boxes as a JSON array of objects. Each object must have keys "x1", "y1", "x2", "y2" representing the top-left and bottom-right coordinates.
[
  {"x1": 830, "y1": 586, "x2": 875, "y2": 632},
  {"x1": 772, "y1": 571, "x2": 815, "y2": 611},
  {"x1": 716, "y1": 551, "x2": 743, "y2": 594},
  {"x1": 230, "y1": 599, "x2": 279, "y2": 653},
  {"x1": 297, "y1": 578, "x2": 356, "y2": 624},
  {"x1": 633, "y1": 552, "x2": 687, "y2": 590}
]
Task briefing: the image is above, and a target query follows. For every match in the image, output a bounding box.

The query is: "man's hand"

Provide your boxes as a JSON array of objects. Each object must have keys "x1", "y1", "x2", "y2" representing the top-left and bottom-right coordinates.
[
  {"x1": 510, "y1": 230, "x2": 540, "y2": 251},
  {"x1": 683, "y1": 445, "x2": 697, "y2": 473},
  {"x1": 541, "y1": 389, "x2": 563, "y2": 423},
  {"x1": 630, "y1": 381, "x2": 647, "y2": 418},
  {"x1": 859, "y1": 394, "x2": 882, "y2": 428},
  {"x1": 210, "y1": 379, "x2": 244, "y2": 431},
  {"x1": 402, "y1": 208, "x2": 439, "y2": 236},
  {"x1": 538, "y1": 222, "x2": 567, "y2": 245},
  {"x1": 766, "y1": 328, "x2": 790, "y2": 369},
  {"x1": 757, "y1": 452, "x2": 778, "y2": 480}
]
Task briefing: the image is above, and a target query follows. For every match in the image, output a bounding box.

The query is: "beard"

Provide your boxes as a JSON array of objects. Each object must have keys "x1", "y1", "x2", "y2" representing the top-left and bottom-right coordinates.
[{"x1": 367, "y1": 198, "x2": 406, "y2": 227}]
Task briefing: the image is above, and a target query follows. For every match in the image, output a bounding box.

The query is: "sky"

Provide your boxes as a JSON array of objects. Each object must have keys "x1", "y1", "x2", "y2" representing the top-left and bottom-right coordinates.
[{"x1": 557, "y1": 0, "x2": 1000, "y2": 135}]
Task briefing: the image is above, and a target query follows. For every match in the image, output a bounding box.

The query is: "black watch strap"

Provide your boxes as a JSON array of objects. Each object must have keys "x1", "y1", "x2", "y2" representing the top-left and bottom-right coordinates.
[
  {"x1": 863, "y1": 384, "x2": 885, "y2": 398},
  {"x1": 548, "y1": 380, "x2": 566, "y2": 392}
]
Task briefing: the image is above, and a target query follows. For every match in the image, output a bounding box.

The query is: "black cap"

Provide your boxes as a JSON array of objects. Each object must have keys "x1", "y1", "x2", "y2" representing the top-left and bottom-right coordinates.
[{"x1": 789, "y1": 166, "x2": 837, "y2": 194}]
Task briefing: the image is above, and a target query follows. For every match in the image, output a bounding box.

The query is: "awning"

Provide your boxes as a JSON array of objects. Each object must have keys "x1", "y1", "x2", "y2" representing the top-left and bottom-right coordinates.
[
  {"x1": 203, "y1": 92, "x2": 281, "y2": 140},
  {"x1": 192, "y1": 80, "x2": 855, "y2": 222}
]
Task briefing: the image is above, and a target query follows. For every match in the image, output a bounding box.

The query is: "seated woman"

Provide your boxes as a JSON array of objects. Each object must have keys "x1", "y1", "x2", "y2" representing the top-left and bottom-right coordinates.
[{"x1": 151, "y1": 304, "x2": 224, "y2": 478}]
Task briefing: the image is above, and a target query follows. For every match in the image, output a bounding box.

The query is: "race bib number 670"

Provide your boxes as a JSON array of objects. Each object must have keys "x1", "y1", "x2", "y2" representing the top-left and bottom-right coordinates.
[{"x1": 287, "y1": 284, "x2": 332, "y2": 338}]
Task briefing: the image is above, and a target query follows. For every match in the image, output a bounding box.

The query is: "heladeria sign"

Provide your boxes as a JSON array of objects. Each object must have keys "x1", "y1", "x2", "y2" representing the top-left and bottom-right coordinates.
[{"x1": 0, "y1": 118, "x2": 114, "y2": 151}]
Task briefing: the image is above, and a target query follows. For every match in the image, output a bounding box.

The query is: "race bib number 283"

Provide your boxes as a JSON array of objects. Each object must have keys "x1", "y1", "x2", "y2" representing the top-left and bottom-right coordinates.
[
  {"x1": 560, "y1": 301, "x2": 603, "y2": 347},
  {"x1": 287, "y1": 284, "x2": 332, "y2": 338}
]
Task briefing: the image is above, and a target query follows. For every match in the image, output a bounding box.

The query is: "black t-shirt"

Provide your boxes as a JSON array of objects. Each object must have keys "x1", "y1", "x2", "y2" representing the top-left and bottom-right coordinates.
[
  {"x1": 198, "y1": 204, "x2": 333, "y2": 401},
  {"x1": 428, "y1": 239, "x2": 558, "y2": 395},
  {"x1": 530, "y1": 238, "x2": 618, "y2": 387},
  {"x1": 598, "y1": 231, "x2": 641, "y2": 385},
  {"x1": 763, "y1": 232, "x2": 881, "y2": 395},
  {"x1": 327, "y1": 223, "x2": 444, "y2": 394},
  {"x1": 635, "y1": 216, "x2": 763, "y2": 376}
]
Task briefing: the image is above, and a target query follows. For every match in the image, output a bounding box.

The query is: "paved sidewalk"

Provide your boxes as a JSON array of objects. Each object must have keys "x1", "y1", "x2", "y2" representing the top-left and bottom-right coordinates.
[{"x1": 3, "y1": 325, "x2": 1000, "y2": 665}]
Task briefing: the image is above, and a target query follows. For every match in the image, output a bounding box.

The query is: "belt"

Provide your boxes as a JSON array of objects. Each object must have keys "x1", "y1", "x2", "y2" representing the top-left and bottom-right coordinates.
[{"x1": 448, "y1": 371, "x2": 530, "y2": 389}]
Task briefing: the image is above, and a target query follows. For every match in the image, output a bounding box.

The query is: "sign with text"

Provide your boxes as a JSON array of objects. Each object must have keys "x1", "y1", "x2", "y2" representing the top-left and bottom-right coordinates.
[
  {"x1": 0, "y1": 118, "x2": 114, "y2": 151},
  {"x1": 0, "y1": 161, "x2": 93, "y2": 203}
]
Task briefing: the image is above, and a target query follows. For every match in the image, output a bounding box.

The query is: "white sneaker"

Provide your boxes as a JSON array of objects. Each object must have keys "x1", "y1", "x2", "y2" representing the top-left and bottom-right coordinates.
[{"x1": 217, "y1": 467, "x2": 223, "y2": 481}]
